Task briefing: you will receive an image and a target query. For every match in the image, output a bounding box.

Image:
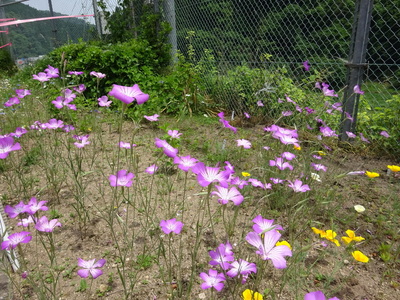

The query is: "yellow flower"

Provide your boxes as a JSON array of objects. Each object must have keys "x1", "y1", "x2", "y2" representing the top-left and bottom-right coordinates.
[
  {"x1": 276, "y1": 240, "x2": 292, "y2": 250},
  {"x1": 312, "y1": 227, "x2": 326, "y2": 236},
  {"x1": 317, "y1": 151, "x2": 327, "y2": 156},
  {"x1": 242, "y1": 289, "x2": 263, "y2": 300},
  {"x1": 293, "y1": 145, "x2": 301, "y2": 151},
  {"x1": 342, "y1": 230, "x2": 365, "y2": 244},
  {"x1": 352, "y1": 250, "x2": 369, "y2": 263},
  {"x1": 325, "y1": 230, "x2": 340, "y2": 247},
  {"x1": 312, "y1": 227, "x2": 340, "y2": 246},
  {"x1": 365, "y1": 171, "x2": 379, "y2": 178},
  {"x1": 387, "y1": 165, "x2": 400, "y2": 172},
  {"x1": 242, "y1": 172, "x2": 251, "y2": 177}
]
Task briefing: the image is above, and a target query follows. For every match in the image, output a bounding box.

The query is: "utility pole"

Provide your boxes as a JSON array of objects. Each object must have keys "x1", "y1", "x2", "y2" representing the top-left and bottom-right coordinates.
[
  {"x1": 92, "y1": 0, "x2": 102, "y2": 37},
  {"x1": 47, "y1": 0, "x2": 58, "y2": 48},
  {"x1": 163, "y1": 0, "x2": 177, "y2": 63}
]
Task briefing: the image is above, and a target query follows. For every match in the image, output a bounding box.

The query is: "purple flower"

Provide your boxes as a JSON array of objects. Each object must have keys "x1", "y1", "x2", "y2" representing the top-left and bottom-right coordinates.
[
  {"x1": 109, "y1": 170, "x2": 135, "y2": 187},
  {"x1": 160, "y1": 218, "x2": 183, "y2": 234},
  {"x1": 1, "y1": 231, "x2": 32, "y2": 250},
  {"x1": 25, "y1": 197, "x2": 48, "y2": 215},
  {"x1": 145, "y1": 164, "x2": 158, "y2": 174},
  {"x1": 73, "y1": 135, "x2": 90, "y2": 148},
  {"x1": 270, "y1": 177, "x2": 284, "y2": 184},
  {"x1": 303, "y1": 60, "x2": 310, "y2": 71},
  {"x1": 226, "y1": 259, "x2": 257, "y2": 283},
  {"x1": 144, "y1": 114, "x2": 159, "y2": 122},
  {"x1": 211, "y1": 185, "x2": 244, "y2": 205},
  {"x1": 359, "y1": 133, "x2": 370, "y2": 143},
  {"x1": 119, "y1": 141, "x2": 135, "y2": 149},
  {"x1": 90, "y1": 71, "x2": 106, "y2": 78},
  {"x1": 218, "y1": 112, "x2": 237, "y2": 133},
  {"x1": 108, "y1": 84, "x2": 149, "y2": 105},
  {"x1": 52, "y1": 96, "x2": 76, "y2": 110},
  {"x1": 35, "y1": 216, "x2": 62, "y2": 232},
  {"x1": 32, "y1": 72, "x2": 50, "y2": 82},
  {"x1": 4, "y1": 97, "x2": 20, "y2": 107},
  {"x1": 353, "y1": 85, "x2": 364, "y2": 95},
  {"x1": 10, "y1": 127, "x2": 27, "y2": 138},
  {"x1": 244, "y1": 112, "x2": 250, "y2": 118},
  {"x1": 74, "y1": 84, "x2": 86, "y2": 93},
  {"x1": 321, "y1": 83, "x2": 338, "y2": 97},
  {"x1": 246, "y1": 230, "x2": 292, "y2": 268},
  {"x1": 269, "y1": 157, "x2": 294, "y2": 171},
  {"x1": 304, "y1": 291, "x2": 340, "y2": 300},
  {"x1": 0, "y1": 136, "x2": 21, "y2": 159},
  {"x1": 199, "y1": 269, "x2": 226, "y2": 291},
  {"x1": 281, "y1": 152, "x2": 296, "y2": 161},
  {"x1": 236, "y1": 139, "x2": 251, "y2": 149},
  {"x1": 229, "y1": 176, "x2": 248, "y2": 189},
  {"x1": 248, "y1": 178, "x2": 266, "y2": 189},
  {"x1": 43, "y1": 119, "x2": 64, "y2": 130},
  {"x1": 44, "y1": 65, "x2": 59, "y2": 78},
  {"x1": 167, "y1": 130, "x2": 182, "y2": 138},
  {"x1": 63, "y1": 125, "x2": 75, "y2": 133},
  {"x1": 77, "y1": 258, "x2": 106, "y2": 279},
  {"x1": 4, "y1": 201, "x2": 29, "y2": 218},
  {"x1": 191, "y1": 162, "x2": 230, "y2": 187},
  {"x1": 173, "y1": 155, "x2": 198, "y2": 172},
  {"x1": 320, "y1": 126, "x2": 338, "y2": 137},
  {"x1": 257, "y1": 100, "x2": 264, "y2": 107},
  {"x1": 380, "y1": 131, "x2": 390, "y2": 138},
  {"x1": 209, "y1": 242, "x2": 234, "y2": 270},
  {"x1": 98, "y1": 96, "x2": 112, "y2": 107},
  {"x1": 68, "y1": 71, "x2": 84, "y2": 76},
  {"x1": 252, "y1": 215, "x2": 283, "y2": 234},
  {"x1": 311, "y1": 163, "x2": 327, "y2": 172},
  {"x1": 17, "y1": 216, "x2": 37, "y2": 227},
  {"x1": 346, "y1": 131, "x2": 356, "y2": 138},
  {"x1": 154, "y1": 138, "x2": 179, "y2": 158},
  {"x1": 282, "y1": 110, "x2": 293, "y2": 117},
  {"x1": 305, "y1": 107, "x2": 315, "y2": 114},
  {"x1": 287, "y1": 179, "x2": 310, "y2": 192},
  {"x1": 15, "y1": 89, "x2": 31, "y2": 99}
]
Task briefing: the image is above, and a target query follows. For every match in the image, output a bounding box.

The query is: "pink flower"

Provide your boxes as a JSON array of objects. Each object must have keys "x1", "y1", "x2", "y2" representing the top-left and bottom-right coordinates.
[
  {"x1": 246, "y1": 230, "x2": 292, "y2": 268},
  {"x1": 1, "y1": 231, "x2": 32, "y2": 250},
  {"x1": 144, "y1": 114, "x2": 159, "y2": 122},
  {"x1": 236, "y1": 139, "x2": 251, "y2": 149},
  {"x1": 199, "y1": 269, "x2": 226, "y2": 291},
  {"x1": 281, "y1": 152, "x2": 296, "y2": 161},
  {"x1": 33, "y1": 72, "x2": 50, "y2": 82},
  {"x1": 90, "y1": 71, "x2": 106, "y2": 78},
  {"x1": 15, "y1": 89, "x2": 31, "y2": 99},
  {"x1": 10, "y1": 127, "x2": 27, "y2": 138},
  {"x1": 252, "y1": 215, "x2": 283, "y2": 234},
  {"x1": 226, "y1": 259, "x2": 257, "y2": 283},
  {"x1": 160, "y1": 218, "x2": 183, "y2": 234},
  {"x1": 167, "y1": 130, "x2": 182, "y2": 138},
  {"x1": 68, "y1": 71, "x2": 84, "y2": 76},
  {"x1": 209, "y1": 242, "x2": 234, "y2": 270},
  {"x1": 4, "y1": 97, "x2": 20, "y2": 107},
  {"x1": 109, "y1": 170, "x2": 135, "y2": 187},
  {"x1": 98, "y1": 96, "x2": 112, "y2": 107},
  {"x1": 155, "y1": 138, "x2": 179, "y2": 158},
  {"x1": 257, "y1": 100, "x2": 264, "y2": 107},
  {"x1": 173, "y1": 155, "x2": 198, "y2": 172},
  {"x1": 353, "y1": 85, "x2": 364, "y2": 95},
  {"x1": 145, "y1": 164, "x2": 158, "y2": 174},
  {"x1": 43, "y1": 119, "x2": 64, "y2": 129},
  {"x1": 108, "y1": 84, "x2": 149, "y2": 105},
  {"x1": 346, "y1": 131, "x2": 356, "y2": 138},
  {"x1": 73, "y1": 135, "x2": 90, "y2": 148},
  {"x1": 4, "y1": 201, "x2": 29, "y2": 218},
  {"x1": 282, "y1": 110, "x2": 293, "y2": 117},
  {"x1": 304, "y1": 291, "x2": 340, "y2": 300},
  {"x1": 269, "y1": 157, "x2": 294, "y2": 171},
  {"x1": 244, "y1": 112, "x2": 250, "y2": 118},
  {"x1": 211, "y1": 185, "x2": 244, "y2": 205},
  {"x1": 303, "y1": 60, "x2": 310, "y2": 71},
  {"x1": 74, "y1": 84, "x2": 86, "y2": 93},
  {"x1": 35, "y1": 216, "x2": 62, "y2": 232},
  {"x1": 359, "y1": 133, "x2": 370, "y2": 143},
  {"x1": 380, "y1": 131, "x2": 390, "y2": 138},
  {"x1": 77, "y1": 258, "x2": 106, "y2": 279},
  {"x1": 25, "y1": 197, "x2": 48, "y2": 215},
  {"x1": 311, "y1": 163, "x2": 327, "y2": 172},
  {"x1": 0, "y1": 136, "x2": 21, "y2": 159},
  {"x1": 192, "y1": 162, "x2": 230, "y2": 187},
  {"x1": 218, "y1": 112, "x2": 237, "y2": 133},
  {"x1": 44, "y1": 65, "x2": 59, "y2": 78},
  {"x1": 119, "y1": 141, "x2": 135, "y2": 149},
  {"x1": 287, "y1": 179, "x2": 310, "y2": 192}
]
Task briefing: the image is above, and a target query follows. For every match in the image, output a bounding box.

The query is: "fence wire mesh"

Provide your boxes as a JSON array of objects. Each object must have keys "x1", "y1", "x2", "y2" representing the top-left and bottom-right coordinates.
[{"x1": 172, "y1": 0, "x2": 400, "y2": 156}]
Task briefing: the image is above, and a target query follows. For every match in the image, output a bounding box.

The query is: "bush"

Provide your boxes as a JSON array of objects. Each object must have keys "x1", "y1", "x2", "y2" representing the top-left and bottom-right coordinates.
[{"x1": 0, "y1": 49, "x2": 17, "y2": 77}]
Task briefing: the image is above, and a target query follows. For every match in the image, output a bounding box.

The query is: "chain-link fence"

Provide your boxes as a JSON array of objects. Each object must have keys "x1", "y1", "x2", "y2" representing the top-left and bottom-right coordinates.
[{"x1": 169, "y1": 0, "x2": 399, "y2": 155}]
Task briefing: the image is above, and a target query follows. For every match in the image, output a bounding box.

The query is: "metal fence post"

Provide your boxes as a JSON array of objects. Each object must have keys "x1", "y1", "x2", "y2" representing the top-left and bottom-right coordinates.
[
  {"x1": 339, "y1": 0, "x2": 374, "y2": 141},
  {"x1": 163, "y1": 0, "x2": 177, "y2": 63}
]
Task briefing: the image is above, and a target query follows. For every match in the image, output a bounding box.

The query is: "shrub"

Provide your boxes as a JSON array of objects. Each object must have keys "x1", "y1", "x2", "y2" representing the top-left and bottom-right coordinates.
[{"x1": 0, "y1": 49, "x2": 17, "y2": 77}]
